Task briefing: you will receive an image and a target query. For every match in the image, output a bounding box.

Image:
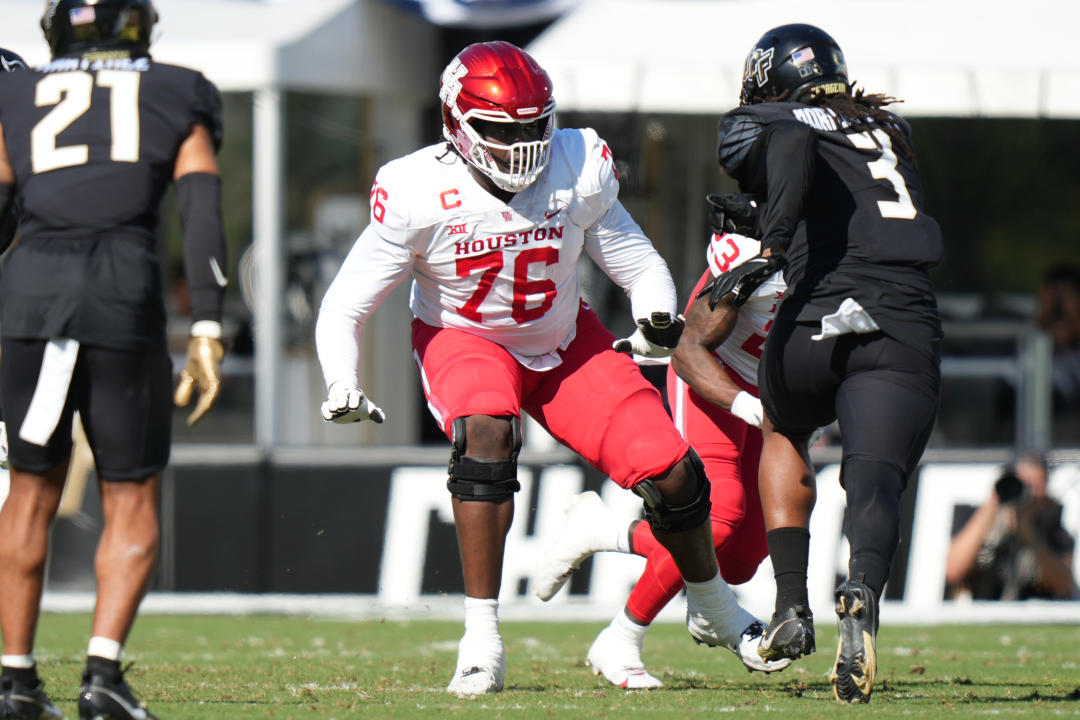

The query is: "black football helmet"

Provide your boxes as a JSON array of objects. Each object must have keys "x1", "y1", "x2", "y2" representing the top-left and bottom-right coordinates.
[
  {"x1": 0, "y1": 48, "x2": 27, "y2": 72},
  {"x1": 739, "y1": 24, "x2": 848, "y2": 106},
  {"x1": 41, "y1": 0, "x2": 158, "y2": 59}
]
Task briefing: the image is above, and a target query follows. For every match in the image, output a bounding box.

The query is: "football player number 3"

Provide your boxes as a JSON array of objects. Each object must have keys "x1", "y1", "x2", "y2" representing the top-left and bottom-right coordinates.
[
  {"x1": 849, "y1": 129, "x2": 916, "y2": 220},
  {"x1": 32, "y1": 70, "x2": 141, "y2": 174}
]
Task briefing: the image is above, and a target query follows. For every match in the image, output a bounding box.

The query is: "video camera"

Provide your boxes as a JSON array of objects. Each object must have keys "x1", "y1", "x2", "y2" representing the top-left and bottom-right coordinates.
[{"x1": 994, "y1": 469, "x2": 1027, "y2": 504}]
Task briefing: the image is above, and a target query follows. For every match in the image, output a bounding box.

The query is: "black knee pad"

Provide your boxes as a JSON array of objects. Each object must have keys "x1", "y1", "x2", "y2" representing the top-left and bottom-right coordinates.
[
  {"x1": 446, "y1": 415, "x2": 522, "y2": 502},
  {"x1": 633, "y1": 448, "x2": 712, "y2": 533}
]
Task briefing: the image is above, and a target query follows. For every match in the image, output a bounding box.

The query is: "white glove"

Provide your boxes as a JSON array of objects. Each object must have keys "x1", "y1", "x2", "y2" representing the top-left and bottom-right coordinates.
[
  {"x1": 612, "y1": 312, "x2": 685, "y2": 358},
  {"x1": 320, "y1": 383, "x2": 385, "y2": 424},
  {"x1": 730, "y1": 391, "x2": 763, "y2": 428}
]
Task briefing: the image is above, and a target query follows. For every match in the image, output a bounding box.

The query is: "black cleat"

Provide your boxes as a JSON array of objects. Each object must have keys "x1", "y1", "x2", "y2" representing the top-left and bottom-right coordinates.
[
  {"x1": 757, "y1": 604, "x2": 815, "y2": 662},
  {"x1": 77, "y1": 671, "x2": 158, "y2": 720},
  {"x1": 829, "y1": 579, "x2": 879, "y2": 704},
  {"x1": 0, "y1": 675, "x2": 63, "y2": 720}
]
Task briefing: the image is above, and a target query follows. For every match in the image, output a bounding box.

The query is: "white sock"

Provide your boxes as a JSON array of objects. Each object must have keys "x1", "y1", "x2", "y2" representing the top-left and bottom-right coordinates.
[
  {"x1": 463, "y1": 597, "x2": 500, "y2": 639},
  {"x1": 1, "y1": 654, "x2": 34, "y2": 669},
  {"x1": 612, "y1": 608, "x2": 649, "y2": 648},
  {"x1": 87, "y1": 636, "x2": 123, "y2": 662},
  {"x1": 685, "y1": 572, "x2": 740, "y2": 619},
  {"x1": 589, "y1": 512, "x2": 634, "y2": 555},
  {"x1": 614, "y1": 521, "x2": 634, "y2": 554}
]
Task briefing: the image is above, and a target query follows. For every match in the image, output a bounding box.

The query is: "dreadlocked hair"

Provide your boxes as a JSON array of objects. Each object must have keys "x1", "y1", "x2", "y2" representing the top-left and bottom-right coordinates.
[{"x1": 810, "y1": 85, "x2": 914, "y2": 162}]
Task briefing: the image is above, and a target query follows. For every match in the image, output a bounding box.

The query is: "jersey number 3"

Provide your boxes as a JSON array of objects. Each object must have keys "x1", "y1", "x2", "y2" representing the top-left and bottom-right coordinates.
[
  {"x1": 848, "y1": 129, "x2": 916, "y2": 220},
  {"x1": 32, "y1": 71, "x2": 141, "y2": 174}
]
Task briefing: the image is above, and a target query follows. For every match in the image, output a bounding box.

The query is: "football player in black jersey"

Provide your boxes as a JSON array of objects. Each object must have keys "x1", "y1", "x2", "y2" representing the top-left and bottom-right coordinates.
[
  {"x1": 0, "y1": 47, "x2": 27, "y2": 482},
  {"x1": 706, "y1": 24, "x2": 943, "y2": 704},
  {"x1": 0, "y1": 48, "x2": 26, "y2": 254},
  {"x1": 0, "y1": 2, "x2": 227, "y2": 718}
]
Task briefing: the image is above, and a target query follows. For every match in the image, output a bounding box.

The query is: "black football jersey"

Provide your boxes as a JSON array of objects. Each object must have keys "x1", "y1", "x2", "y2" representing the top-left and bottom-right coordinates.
[
  {"x1": 716, "y1": 101, "x2": 942, "y2": 349},
  {"x1": 0, "y1": 54, "x2": 222, "y2": 349}
]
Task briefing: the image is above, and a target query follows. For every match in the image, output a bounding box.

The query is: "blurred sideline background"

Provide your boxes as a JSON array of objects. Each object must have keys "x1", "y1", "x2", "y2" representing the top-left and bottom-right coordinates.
[{"x1": 1, "y1": 0, "x2": 1078, "y2": 625}]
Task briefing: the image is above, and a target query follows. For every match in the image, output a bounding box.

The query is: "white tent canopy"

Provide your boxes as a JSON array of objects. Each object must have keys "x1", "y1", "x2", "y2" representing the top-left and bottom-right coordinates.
[
  {"x1": 4, "y1": 0, "x2": 439, "y2": 449},
  {"x1": 5, "y1": 0, "x2": 435, "y2": 96},
  {"x1": 528, "y1": 0, "x2": 1080, "y2": 118}
]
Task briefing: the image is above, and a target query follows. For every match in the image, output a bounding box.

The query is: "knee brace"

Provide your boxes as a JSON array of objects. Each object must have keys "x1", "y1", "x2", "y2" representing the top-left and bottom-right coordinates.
[
  {"x1": 446, "y1": 415, "x2": 522, "y2": 502},
  {"x1": 633, "y1": 448, "x2": 711, "y2": 533}
]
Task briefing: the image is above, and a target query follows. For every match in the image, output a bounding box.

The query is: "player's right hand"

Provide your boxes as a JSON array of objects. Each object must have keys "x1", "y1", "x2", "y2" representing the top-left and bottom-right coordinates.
[
  {"x1": 706, "y1": 254, "x2": 785, "y2": 310},
  {"x1": 321, "y1": 383, "x2": 385, "y2": 424}
]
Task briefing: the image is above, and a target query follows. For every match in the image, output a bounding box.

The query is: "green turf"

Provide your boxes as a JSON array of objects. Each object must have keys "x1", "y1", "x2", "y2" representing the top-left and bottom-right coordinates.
[{"x1": 24, "y1": 613, "x2": 1080, "y2": 718}]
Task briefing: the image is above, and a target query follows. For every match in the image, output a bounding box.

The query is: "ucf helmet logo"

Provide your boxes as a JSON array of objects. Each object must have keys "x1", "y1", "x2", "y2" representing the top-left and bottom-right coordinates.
[{"x1": 744, "y1": 47, "x2": 775, "y2": 89}]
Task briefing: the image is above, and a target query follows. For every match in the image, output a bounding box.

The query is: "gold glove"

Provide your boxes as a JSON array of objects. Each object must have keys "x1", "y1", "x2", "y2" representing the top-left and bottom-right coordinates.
[{"x1": 174, "y1": 335, "x2": 225, "y2": 426}]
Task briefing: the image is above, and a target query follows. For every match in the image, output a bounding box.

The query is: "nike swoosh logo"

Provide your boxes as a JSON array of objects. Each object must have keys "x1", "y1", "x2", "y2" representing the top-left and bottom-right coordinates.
[
  {"x1": 544, "y1": 208, "x2": 563, "y2": 219},
  {"x1": 210, "y1": 258, "x2": 228, "y2": 288}
]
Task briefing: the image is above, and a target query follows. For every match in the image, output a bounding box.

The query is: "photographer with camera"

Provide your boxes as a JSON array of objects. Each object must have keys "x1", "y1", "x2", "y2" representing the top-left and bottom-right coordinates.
[{"x1": 945, "y1": 451, "x2": 1078, "y2": 600}]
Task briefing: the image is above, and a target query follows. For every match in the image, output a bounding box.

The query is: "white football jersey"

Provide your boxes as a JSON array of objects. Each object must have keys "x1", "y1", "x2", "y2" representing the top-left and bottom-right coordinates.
[
  {"x1": 316, "y1": 128, "x2": 677, "y2": 388},
  {"x1": 706, "y1": 232, "x2": 786, "y2": 387}
]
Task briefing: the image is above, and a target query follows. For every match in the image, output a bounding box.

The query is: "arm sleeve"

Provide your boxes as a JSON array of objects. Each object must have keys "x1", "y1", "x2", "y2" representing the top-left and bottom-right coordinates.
[
  {"x1": 315, "y1": 224, "x2": 415, "y2": 389},
  {"x1": 584, "y1": 199, "x2": 677, "y2": 320},
  {"x1": 176, "y1": 172, "x2": 227, "y2": 324},
  {"x1": 757, "y1": 120, "x2": 817, "y2": 256}
]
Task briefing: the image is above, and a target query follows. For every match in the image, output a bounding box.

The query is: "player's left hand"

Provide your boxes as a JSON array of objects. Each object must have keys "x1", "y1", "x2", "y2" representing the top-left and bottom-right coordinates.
[
  {"x1": 706, "y1": 192, "x2": 760, "y2": 237},
  {"x1": 613, "y1": 311, "x2": 685, "y2": 357},
  {"x1": 174, "y1": 333, "x2": 225, "y2": 426}
]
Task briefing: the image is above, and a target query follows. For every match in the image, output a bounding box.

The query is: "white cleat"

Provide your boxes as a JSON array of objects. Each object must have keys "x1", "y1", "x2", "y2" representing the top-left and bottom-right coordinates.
[
  {"x1": 534, "y1": 491, "x2": 608, "y2": 601},
  {"x1": 731, "y1": 621, "x2": 793, "y2": 674},
  {"x1": 446, "y1": 637, "x2": 506, "y2": 697},
  {"x1": 586, "y1": 626, "x2": 663, "y2": 689},
  {"x1": 687, "y1": 603, "x2": 791, "y2": 674}
]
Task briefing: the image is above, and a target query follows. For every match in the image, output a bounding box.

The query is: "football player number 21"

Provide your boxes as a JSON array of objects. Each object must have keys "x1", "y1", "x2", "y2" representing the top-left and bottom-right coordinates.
[{"x1": 31, "y1": 71, "x2": 141, "y2": 174}]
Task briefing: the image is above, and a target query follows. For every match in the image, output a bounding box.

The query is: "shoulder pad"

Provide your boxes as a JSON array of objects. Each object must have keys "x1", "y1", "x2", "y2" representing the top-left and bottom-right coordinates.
[{"x1": 558, "y1": 128, "x2": 619, "y2": 225}]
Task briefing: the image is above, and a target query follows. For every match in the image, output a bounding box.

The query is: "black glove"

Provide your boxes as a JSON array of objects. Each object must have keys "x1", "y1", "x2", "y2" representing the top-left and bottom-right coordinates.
[
  {"x1": 706, "y1": 192, "x2": 760, "y2": 237},
  {"x1": 699, "y1": 254, "x2": 785, "y2": 310},
  {"x1": 612, "y1": 312, "x2": 685, "y2": 357}
]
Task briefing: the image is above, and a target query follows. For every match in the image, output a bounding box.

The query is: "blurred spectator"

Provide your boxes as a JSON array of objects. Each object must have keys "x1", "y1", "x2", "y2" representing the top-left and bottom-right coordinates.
[
  {"x1": 945, "y1": 451, "x2": 1078, "y2": 600},
  {"x1": 1035, "y1": 264, "x2": 1080, "y2": 407}
]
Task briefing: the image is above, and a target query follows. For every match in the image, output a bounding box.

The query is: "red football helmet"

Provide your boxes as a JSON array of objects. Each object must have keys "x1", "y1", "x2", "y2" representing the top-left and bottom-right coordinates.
[{"x1": 440, "y1": 41, "x2": 556, "y2": 193}]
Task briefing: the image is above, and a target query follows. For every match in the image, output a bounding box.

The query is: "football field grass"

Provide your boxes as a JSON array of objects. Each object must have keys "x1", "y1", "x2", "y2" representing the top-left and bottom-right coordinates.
[{"x1": 27, "y1": 613, "x2": 1080, "y2": 718}]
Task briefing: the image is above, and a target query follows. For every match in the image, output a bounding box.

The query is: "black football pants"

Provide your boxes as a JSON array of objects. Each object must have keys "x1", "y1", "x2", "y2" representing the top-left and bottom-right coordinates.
[{"x1": 759, "y1": 321, "x2": 940, "y2": 595}]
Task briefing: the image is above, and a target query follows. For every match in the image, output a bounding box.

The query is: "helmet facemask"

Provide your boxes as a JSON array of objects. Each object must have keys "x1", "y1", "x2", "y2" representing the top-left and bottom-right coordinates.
[{"x1": 450, "y1": 112, "x2": 554, "y2": 193}]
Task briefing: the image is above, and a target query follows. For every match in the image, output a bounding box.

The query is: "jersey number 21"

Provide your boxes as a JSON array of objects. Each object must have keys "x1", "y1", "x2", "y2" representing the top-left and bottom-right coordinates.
[{"x1": 32, "y1": 71, "x2": 141, "y2": 174}]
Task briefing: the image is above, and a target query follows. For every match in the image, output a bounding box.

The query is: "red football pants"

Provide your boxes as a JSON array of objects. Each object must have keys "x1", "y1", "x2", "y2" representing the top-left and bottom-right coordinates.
[{"x1": 411, "y1": 302, "x2": 689, "y2": 488}]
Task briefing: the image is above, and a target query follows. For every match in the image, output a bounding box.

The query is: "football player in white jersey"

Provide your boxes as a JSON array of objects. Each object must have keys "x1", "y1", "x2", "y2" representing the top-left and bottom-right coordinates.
[
  {"x1": 535, "y1": 220, "x2": 789, "y2": 688},
  {"x1": 315, "y1": 41, "x2": 779, "y2": 696}
]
